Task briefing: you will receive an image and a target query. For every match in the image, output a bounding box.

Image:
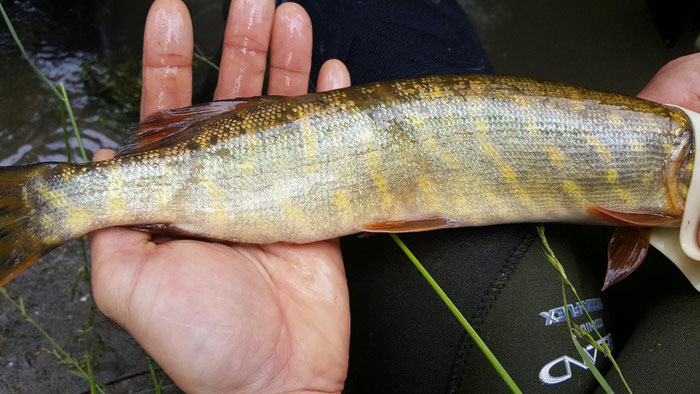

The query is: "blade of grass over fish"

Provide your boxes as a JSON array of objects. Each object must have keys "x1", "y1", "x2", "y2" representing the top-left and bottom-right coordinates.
[
  {"x1": 0, "y1": 1, "x2": 63, "y2": 100},
  {"x1": 536, "y1": 225, "x2": 633, "y2": 393},
  {"x1": 389, "y1": 234, "x2": 522, "y2": 394},
  {"x1": 561, "y1": 279, "x2": 614, "y2": 394},
  {"x1": 194, "y1": 44, "x2": 220, "y2": 71},
  {"x1": 0, "y1": 288, "x2": 107, "y2": 394},
  {"x1": 146, "y1": 355, "x2": 163, "y2": 394}
]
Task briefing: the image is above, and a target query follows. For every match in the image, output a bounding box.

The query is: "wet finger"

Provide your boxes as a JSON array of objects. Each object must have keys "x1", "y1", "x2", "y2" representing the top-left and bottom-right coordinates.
[
  {"x1": 214, "y1": 0, "x2": 275, "y2": 99},
  {"x1": 92, "y1": 148, "x2": 115, "y2": 162},
  {"x1": 267, "y1": 2, "x2": 312, "y2": 96},
  {"x1": 141, "y1": 0, "x2": 194, "y2": 120},
  {"x1": 317, "y1": 59, "x2": 351, "y2": 92}
]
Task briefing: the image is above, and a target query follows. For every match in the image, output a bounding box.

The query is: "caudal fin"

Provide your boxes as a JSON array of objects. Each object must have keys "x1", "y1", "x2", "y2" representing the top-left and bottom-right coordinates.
[{"x1": 0, "y1": 163, "x2": 65, "y2": 286}]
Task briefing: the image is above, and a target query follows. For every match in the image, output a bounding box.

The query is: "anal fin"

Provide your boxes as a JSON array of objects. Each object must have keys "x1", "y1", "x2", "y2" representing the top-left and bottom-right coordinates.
[
  {"x1": 359, "y1": 217, "x2": 465, "y2": 233},
  {"x1": 589, "y1": 206, "x2": 679, "y2": 226},
  {"x1": 129, "y1": 223, "x2": 219, "y2": 242}
]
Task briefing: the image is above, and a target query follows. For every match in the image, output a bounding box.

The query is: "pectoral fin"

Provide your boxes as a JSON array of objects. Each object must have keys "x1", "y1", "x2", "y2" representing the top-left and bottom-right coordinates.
[{"x1": 603, "y1": 227, "x2": 651, "y2": 290}]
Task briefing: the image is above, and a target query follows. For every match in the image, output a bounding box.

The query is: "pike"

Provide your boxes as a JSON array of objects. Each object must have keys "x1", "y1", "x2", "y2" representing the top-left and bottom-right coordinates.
[{"x1": 1, "y1": 75, "x2": 700, "y2": 289}]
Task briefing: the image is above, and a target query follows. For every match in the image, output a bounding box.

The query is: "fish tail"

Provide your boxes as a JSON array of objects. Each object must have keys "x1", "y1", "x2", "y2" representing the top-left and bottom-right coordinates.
[{"x1": 0, "y1": 163, "x2": 67, "y2": 286}]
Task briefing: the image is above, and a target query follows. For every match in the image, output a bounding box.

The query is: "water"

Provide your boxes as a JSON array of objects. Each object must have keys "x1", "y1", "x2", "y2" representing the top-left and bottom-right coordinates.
[{"x1": 0, "y1": 1, "x2": 124, "y2": 165}]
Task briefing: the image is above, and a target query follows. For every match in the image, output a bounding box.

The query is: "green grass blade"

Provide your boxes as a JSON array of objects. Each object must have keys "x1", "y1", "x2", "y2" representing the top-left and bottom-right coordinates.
[
  {"x1": 390, "y1": 233, "x2": 522, "y2": 394},
  {"x1": 564, "y1": 280, "x2": 632, "y2": 392},
  {"x1": 146, "y1": 355, "x2": 162, "y2": 394},
  {"x1": 65, "y1": 369, "x2": 108, "y2": 393},
  {"x1": 58, "y1": 83, "x2": 88, "y2": 162},
  {"x1": 59, "y1": 105, "x2": 73, "y2": 163},
  {"x1": 86, "y1": 353, "x2": 97, "y2": 394},
  {"x1": 0, "y1": 1, "x2": 63, "y2": 100},
  {"x1": 194, "y1": 44, "x2": 220, "y2": 71},
  {"x1": 79, "y1": 236, "x2": 91, "y2": 278},
  {"x1": 561, "y1": 280, "x2": 614, "y2": 393},
  {"x1": 537, "y1": 225, "x2": 632, "y2": 393},
  {"x1": 66, "y1": 369, "x2": 90, "y2": 380}
]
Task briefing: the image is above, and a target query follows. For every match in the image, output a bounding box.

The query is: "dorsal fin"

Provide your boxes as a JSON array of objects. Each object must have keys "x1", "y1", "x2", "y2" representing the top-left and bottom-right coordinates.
[{"x1": 115, "y1": 97, "x2": 280, "y2": 158}]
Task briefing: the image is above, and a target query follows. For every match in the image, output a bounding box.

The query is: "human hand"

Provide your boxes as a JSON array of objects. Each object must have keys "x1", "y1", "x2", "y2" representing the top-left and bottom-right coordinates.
[{"x1": 89, "y1": 0, "x2": 351, "y2": 392}]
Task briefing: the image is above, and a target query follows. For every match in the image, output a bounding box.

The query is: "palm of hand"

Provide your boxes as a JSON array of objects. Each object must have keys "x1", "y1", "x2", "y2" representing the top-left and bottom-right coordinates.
[
  {"x1": 90, "y1": 0, "x2": 350, "y2": 392},
  {"x1": 94, "y1": 233, "x2": 347, "y2": 392}
]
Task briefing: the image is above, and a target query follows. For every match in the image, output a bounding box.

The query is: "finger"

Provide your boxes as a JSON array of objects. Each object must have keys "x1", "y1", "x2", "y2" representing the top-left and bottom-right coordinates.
[
  {"x1": 141, "y1": 0, "x2": 194, "y2": 120},
  {"x1": 92, "y1": 148, "x2": 115, "y2": 162},
  {"x1": 89, "y1": 149, "x2": 152, "y2": 317},
  {"x1": 267, "y1": 2, "x2": 313, "y2": 96},
  {"x1": 313, "y1": 61, "x2": 349, "y2": 249},
  {"x1": 214, "y1": 0, "x2": 275, "y2": 100},
  {"x1": 317, "y1": 59, "x2": 351, "y2": 92},
  {"x1": 637, "y1": 53, "x2": 700, "y2": 112}
]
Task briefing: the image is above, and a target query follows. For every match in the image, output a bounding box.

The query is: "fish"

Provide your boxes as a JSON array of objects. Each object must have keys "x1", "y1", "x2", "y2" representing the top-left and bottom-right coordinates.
[{"x1": 0, "y1": 74, "x2": 698, "y2": 288}]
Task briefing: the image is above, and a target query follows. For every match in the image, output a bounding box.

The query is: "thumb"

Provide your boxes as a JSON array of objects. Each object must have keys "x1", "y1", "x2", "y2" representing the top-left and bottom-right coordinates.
[{"x1": 637, "y1": 53, "x2": 700, "y2": 111}]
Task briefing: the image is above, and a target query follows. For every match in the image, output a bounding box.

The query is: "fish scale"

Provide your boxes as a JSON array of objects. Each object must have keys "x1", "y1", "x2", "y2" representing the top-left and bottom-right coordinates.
[{"x1": 0, "y1": 75, "x2": 694, "y2": 285}]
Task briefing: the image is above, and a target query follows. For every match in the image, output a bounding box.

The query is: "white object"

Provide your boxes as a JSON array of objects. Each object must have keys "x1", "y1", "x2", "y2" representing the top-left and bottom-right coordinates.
[{"x1": 650, "y1": 106, "x2": 700, "y2": 291}]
